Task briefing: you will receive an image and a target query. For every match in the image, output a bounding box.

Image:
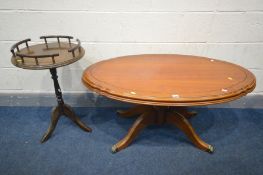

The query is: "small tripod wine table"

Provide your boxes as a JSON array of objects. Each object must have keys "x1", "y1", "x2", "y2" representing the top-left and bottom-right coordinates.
[{"x1": 10, "y1": 35, "x2": 92, "y2": 143}]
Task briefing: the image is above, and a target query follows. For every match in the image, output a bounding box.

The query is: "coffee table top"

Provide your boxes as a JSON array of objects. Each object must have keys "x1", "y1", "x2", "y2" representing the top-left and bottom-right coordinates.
[{"x1": 82, "y1": 54, "x2": 256, "y2": 106}]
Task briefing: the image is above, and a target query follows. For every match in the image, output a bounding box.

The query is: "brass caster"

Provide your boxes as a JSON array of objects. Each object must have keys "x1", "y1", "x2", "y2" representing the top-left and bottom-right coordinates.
[
  {"x1": 207, "y1": 145, "x2": 214, "y2": 153},
  {"x1": 111, "y1": 145, "x2": 118, "y2": 153}
]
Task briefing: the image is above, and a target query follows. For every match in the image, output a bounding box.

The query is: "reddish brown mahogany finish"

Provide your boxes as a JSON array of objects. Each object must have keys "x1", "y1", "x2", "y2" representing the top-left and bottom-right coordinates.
[
  {"x1": 82, "y1": 54, "x2": 256, "y2": 153},
  {"x1": 82, "y1": 54, "x2": 255, "y2": 106}
]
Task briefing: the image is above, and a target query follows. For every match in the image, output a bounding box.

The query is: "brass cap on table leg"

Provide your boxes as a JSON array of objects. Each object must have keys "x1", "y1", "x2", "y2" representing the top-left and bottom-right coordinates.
[
  {"x1": 207, "y1": 145, "x2": 214, "y2": 153},
  {"x1": 111, "y1": 145, "x2": 118, "y2": 153}
]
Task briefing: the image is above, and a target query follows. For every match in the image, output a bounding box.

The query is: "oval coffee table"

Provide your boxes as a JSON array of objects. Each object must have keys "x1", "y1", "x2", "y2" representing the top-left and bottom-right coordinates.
[{"x1": 82, "y1": 54, "x2": 256, "y2": 153}]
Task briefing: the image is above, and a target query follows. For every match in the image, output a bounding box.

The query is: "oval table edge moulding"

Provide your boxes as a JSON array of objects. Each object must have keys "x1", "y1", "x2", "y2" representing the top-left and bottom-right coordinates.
[{"x1": 82, "y1": 54, "x2": 256, "y2": 153}]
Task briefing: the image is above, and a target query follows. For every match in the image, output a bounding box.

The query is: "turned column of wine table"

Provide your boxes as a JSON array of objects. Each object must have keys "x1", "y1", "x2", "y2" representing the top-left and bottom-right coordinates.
[
  {"x1": 10, "y1": 35, "x2": 92, "y2": 142},
  {"x1": 82, "y1": 54, "x2": 256, "y2": 153}
]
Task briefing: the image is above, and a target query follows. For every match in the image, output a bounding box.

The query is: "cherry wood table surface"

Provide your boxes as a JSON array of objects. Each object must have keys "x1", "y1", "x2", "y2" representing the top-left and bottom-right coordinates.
[
  {"x1": 82, "y1": 54, "x2": 256, "y2": 153},
  {"x1": 82, "y1": 54, "x2": 255, "y2": 106}
]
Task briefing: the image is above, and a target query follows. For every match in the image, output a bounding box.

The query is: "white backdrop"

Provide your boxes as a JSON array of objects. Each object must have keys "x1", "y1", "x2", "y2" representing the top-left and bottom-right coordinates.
[{"x1": 0, "y1": 0, "x2": 262, "y2": 95}]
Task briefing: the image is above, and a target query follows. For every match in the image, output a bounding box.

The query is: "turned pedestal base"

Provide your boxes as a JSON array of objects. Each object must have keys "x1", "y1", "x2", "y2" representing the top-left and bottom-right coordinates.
[
  {"x1": 112, "y1": 105, "x2": 213, "y2": 153},
  {"x1": 41, "y1": 68, "x2": 92, "y2": 143}
]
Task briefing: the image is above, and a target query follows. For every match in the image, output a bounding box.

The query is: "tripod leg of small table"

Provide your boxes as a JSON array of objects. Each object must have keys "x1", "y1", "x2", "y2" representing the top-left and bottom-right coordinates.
[
  {"x1": 63, "y1": 104, "x2": 92, "y2": 132},
  {"x1": 41, "y1": 107, "x2": 60, "y2": 143},
  {"x1": 112, "y1": 110, "x2": 156, "y2": 153},
  {"x1": 166, "y1": 111, "x2": 214, "y2": 153},
  {"x1": 117, "y1": 105, "x2": 151, "y2": 118},
  {"x1": 41, "y1": 68, "x2": 92, "y2": 143}
]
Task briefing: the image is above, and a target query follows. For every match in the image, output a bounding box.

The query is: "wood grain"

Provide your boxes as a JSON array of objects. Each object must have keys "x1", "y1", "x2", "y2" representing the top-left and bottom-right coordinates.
[
  {"x1": 11, "y1": 42, "x2": 84, "y2": 70},
  {"x1": 82, "y1": 54, "x2": 256, "y2": 106}
]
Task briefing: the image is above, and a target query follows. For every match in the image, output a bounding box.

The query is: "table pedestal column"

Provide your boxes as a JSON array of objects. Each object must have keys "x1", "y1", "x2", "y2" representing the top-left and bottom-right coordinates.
[
  {"x1": 112, "y1": 105, "x2": 213, "y2": 153},
  {"x1": 41, "y1": 68, "x2": 92, "y2": 143}
]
